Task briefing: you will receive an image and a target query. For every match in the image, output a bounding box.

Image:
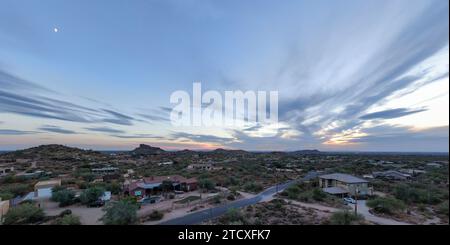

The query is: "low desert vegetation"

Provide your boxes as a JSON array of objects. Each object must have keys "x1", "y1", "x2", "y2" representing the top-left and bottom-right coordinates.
[
  {"x1": 3, "y1": 203, "x2": 45, "y2": 225},
  {"x1": 329, "y1": 210, "x2": 365, "y2": 225},
  {"x1": 366, "y1": 197, "x2": 406, "y2": 215},
  {"x1": 100, "y1": 200, "x2": 139, "y2": 225}
]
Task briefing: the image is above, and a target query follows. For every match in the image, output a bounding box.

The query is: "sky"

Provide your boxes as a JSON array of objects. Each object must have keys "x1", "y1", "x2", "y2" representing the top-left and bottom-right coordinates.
[{"x1": 0, "y1": 0, "x2": 448, "y2": 152}]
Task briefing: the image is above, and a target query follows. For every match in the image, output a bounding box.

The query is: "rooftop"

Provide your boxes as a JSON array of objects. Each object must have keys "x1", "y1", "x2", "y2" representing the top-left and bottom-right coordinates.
[{"x1": 319, "y1": 173, "x2": 368, "y2": 183}]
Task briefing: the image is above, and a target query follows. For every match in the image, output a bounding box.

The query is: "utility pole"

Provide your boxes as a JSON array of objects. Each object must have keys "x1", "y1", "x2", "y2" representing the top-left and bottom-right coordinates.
[{"x1": 354, "y1": 187, "x2": 359, "y2": 216}]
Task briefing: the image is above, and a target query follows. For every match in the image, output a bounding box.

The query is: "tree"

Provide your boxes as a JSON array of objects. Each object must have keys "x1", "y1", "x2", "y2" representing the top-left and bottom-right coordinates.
[
  {"x1": 51, "y1": 189, "x2": 76, "y2": 207},
  {"x1": 80, "y1": 187, "x2": 104, "y2": 206},
  {"x1": 329, "y1": 210, "x2": 364, "y2": 225},
  {"x1": 100, "y1": 200, "x2": 138, "y2": 225},
  {"x1": 199, "y1": 178, "x2": 216, "y2": 191},
  {"x1": 367, "y1": 197, "x2": 406, "y2": 215},
  {"x1": 3, "y1": 203, "x2": 45, "y2": 225}
]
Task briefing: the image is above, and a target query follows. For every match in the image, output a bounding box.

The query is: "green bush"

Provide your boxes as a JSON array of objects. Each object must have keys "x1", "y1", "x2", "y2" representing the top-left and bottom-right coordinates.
[
  {"x1": 53, "y1": 214, "x2": 81, "y2": 225},
  {"x1": 312, "y1": 188, "x2": 327, "y2": 201},
  {"x1": 220, "y1": 208, "x2": 247, "y2": 224},
  {"x1": 243, "y1": 182, "x2": 263, "y2": 193},
  {"x1": 51, "y1": 189, "x2": 76, "y2": 207},
  {"x1": 1, "y1": 183, "x2": 30, "y2": 197},
  {"x1": 0, "y1": 191, "x2": 14, "y2": 200},
  {"x1": 80, "y1": 187, "x2": 104, "y2": 206},
  {"x1": 199, "y1": 178, "x2": 216, "y2": 191},
  {"x1": 329, "y1": 210, "x2": 364, "y2": 225},
  {"x1": 367, "y1": 197, "x2": 406, "y2": 215},
  {"x1": 437, "y1": 201, "x2": 449, "y2": 217},
  {"x1": 100, "y1": 200, "x2": 139, "y2": 225},
  {"x1": 3, "y1": 203, "x2": 45, "y2": 225},
  {"x1": 148, "y1": 210, "x2": 164, "y2": 221}
]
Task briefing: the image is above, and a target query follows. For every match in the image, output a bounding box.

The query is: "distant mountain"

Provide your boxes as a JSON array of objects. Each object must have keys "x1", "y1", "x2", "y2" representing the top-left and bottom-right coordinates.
[
  {"x1": 289, "y1": 149, "x2": 322, "y2": 155},
  {"x1": 131, "y1": 144, "x2": 165, "y2": 155},
  {"x1": 210, "y1": 148, "x2": 249, "y2": 155},
  {"x1": 1, "y1": 144, "x2": 104, "y2": 160}
]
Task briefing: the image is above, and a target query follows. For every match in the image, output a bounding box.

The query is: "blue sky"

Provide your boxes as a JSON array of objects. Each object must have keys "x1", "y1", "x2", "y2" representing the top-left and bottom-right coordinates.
[{"x1": 0, "y1": 0, "x2": 448, "y2": 152}]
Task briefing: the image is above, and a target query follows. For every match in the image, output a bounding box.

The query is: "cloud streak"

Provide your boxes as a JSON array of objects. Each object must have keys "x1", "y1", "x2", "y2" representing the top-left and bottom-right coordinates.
[
  {"x1": 38, "y1": 125, "x2": 77, "y2": 134},
  {"x1": 360, "y1": 108, "x2": 428, "y2": 120}
]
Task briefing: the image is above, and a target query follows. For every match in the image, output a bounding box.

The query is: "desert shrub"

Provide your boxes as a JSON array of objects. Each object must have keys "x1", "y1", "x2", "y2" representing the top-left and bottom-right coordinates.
[
  {"x1": 100, "y1": 200, "x2": 139, "y2": 225},
  {"x1": 199, "y1": 178, "x2": 216, "y2": 191},
  {"x1": 312, "y1": 188, "x2": 327, "y2": 201},
  {"x1": 53, "y1": 214, "x2": 81, "y2": 225},
  {"x1": 394, "y1": 184, "x2": 445, "y2": 205},
  {"x1": 80, "y1": 187, "x2": 104, "y2": 206},
  {"x1": 1, "y1": 183, "x2": 30, "y2": 197},
  {"x1": 148, "y1": 210, "x2": 164, "y2": 221},
  {"x1": 211, "y1": 195, "x2": 222, "y2": 204},
  {"x1": 220, "y1": 208, "x2": 247, "y2": 224},
  {"x1": 367, "y1": 197, "x2": 406, "y2": 215},
  {"x1": 437, "y1": 201, "x2": 449, "y2": 217},
  {"x1": 227, "y1": 194, "x2": 236, "y2": 201},
  {"x1": 51, "y1": 189, "x2": 76, "y2": 207},
  {"x1": 0, "y1": 191, "x2": 14, "y2": 200},
  {"x1": 3, "y1": 203, "x2": 45, "y2": 225},
  {"x1": 284, "y1": 185, "x2": 300, "y2": 199},
  {"x1": 329, "y1": 210, "x2": 364, "y2": 225},
  {"x1": 243, "y1": 182, "x2": 263, "y2": 193}
]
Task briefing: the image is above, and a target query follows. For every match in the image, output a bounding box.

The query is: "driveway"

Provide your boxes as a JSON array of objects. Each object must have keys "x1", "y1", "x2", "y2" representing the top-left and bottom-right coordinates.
[{"x1": 348, "y1": 200, "x2": 412, "y2": 225}]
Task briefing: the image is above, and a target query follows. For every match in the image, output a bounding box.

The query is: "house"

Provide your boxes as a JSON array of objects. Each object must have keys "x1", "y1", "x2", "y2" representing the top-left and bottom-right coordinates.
[
  {"x1": 157, "y1": 161, "x2": 173, "y2": 166},
  {"x1": 187, "y1": 163, "x2": 222, "y2": 171},
  {"x1": 15, "y1": 170, "x2": 45, "y2": 179},
  {"x1": 92, "y1": 167, "x2": 119, "y2": 174},
  {"x1": 0, "y1": 166, "x2": 14, "y2": 176},
  {"x1": 34, "y1": 179, "x2": 61, "y2": 199},
  {"x1": 125, "y1": 175, "x2": 198, "y2": 198},
  {"x1": 372, "y1": 170, "x2": 411, "y2": 181},
  {"x1": 399, "y1": 169, "x2": 426, "y2": 176},
  {"x1": 319, "y1": 173, "x2": 370, "y2": 197}
]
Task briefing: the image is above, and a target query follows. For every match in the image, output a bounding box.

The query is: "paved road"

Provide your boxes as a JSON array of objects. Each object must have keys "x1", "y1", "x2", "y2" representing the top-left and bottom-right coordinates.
[{"x1": 159, "y1": 179, "x2": 299, "y2": 225}]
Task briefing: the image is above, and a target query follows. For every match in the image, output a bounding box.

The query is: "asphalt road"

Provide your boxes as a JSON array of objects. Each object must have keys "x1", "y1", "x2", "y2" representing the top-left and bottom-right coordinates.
[{"x1": 159, "y1": 177, "x2": 305, "y2": 225}]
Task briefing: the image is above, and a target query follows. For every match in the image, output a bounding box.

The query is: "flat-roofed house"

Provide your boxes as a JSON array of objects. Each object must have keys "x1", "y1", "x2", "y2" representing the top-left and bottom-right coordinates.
[
  {"x1": 0, "y1": 166, "x2": 14, "y2": 176},
  {"x1": 319, "y1": 173, "x2": 370, "y2": 197},
  {"x1": 34, "y1": 179, "x2": 62, "y2": 199}
]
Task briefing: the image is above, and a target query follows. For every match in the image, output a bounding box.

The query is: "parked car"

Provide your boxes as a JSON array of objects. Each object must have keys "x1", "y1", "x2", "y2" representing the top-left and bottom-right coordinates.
[
  {"x1": 89, "y1": 199, "x2": 105, "y2": 207},
  {"x1": 343, "y1": 197, "x2": 356, "y2": 204}
]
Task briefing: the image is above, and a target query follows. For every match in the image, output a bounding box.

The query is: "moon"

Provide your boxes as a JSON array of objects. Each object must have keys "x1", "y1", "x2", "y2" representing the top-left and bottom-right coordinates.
[{"x1": 53, "y1": 28, "x2": 59, "y2": 33}]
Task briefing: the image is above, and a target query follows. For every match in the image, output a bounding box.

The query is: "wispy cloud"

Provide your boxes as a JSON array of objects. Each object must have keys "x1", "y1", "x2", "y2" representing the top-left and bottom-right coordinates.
[
  {"x1": 111, "y1": 134, "x2": 164, "y2": 139},
  {"x1": 84, "y1": 127, "x2": 125, "y2": 134},
  {"x1": 360, "y1": 108, "x2": 428, "y2": 120},
  {"x1": 0, "y1": 129, "x2": 37, "y2": 135},
  {"x1": 171, "y1": 132, "x2": 234, "y2": 144},
  {"x1": 0, "y1": 69, "x2": 137, "y2": 126},
  {"x1": 38, "y1": 125, "x2": 77, "y2": 134}
]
